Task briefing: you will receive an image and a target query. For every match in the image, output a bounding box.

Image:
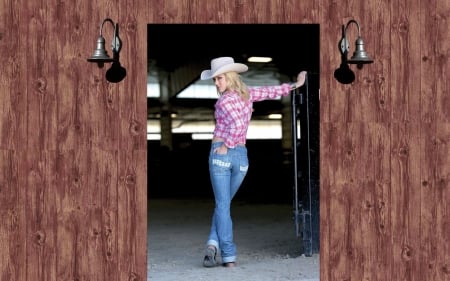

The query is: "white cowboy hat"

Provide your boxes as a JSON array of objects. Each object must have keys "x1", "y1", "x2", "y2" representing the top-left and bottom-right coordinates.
[{"x1": 200, "y1": 57, "x2": 248, "y2": 80}]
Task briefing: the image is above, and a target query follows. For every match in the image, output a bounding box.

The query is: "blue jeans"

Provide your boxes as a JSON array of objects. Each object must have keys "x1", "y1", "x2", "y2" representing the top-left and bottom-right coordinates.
[{"x1": 206, "y1": 142, "x2": 249, "y2": 263}]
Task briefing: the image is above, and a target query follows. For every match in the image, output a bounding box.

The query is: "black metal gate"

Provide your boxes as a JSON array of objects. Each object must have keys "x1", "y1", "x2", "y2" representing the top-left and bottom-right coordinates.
[{"x1": 291, "y1": 73, "x2": 320, "y2": 257}]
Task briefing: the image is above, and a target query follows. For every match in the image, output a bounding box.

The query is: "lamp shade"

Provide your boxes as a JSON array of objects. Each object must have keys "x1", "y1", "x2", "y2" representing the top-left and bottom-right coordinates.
[
  {"x1": 87, "y1": 36, "x2": 114, "y2": 63},
  {"x1": 347, "y1": 37, "x2": 373, "y2": 64}
]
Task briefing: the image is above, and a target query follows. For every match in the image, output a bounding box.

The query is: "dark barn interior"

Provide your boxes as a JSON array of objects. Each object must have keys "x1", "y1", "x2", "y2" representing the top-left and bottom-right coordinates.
[{"x1": 149, "y1": 139, "x2": 295, "y2": 202}]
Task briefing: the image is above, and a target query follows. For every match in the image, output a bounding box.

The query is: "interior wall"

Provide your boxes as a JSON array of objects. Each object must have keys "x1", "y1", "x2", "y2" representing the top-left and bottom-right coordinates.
[{"x1": 0, "y1": 1, "x2": 448, "y2": 281}]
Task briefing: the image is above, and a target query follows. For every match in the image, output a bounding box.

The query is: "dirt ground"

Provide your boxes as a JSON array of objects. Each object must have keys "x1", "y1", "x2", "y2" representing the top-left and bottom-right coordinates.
[{"x1": 147, "y1": 199, "x2": 319, "y2": 281}]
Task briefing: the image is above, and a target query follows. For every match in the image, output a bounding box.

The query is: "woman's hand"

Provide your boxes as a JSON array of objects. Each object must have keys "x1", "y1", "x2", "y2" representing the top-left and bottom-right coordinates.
[
  {"x1": 295, "y1": 71, "x2": 307, "y2": 88},
  {"x1": 214, "y1": 144, "x2": 228, "y2": 154}
]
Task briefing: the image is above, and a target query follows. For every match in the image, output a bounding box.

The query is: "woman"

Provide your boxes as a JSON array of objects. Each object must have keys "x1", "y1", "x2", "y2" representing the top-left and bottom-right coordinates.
[{"x1": 200, "y1": 57, "x2": 306, "y2": 268}]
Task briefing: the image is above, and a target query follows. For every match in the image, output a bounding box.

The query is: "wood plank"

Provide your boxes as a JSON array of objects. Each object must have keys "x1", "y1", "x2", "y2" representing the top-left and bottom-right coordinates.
[
  {"x1": 1, "y1": 0, "x2": 30, "y2": 280},
  {"x1": 327, "y1": 122, "x2": 355, "y2": 281},
  {"x1": 436, "y1": 0, "x2": 450, "y2": 122},
  {"x1": 24, "y1": 151, "x2": 58, "y2": 281},
  {"x1": 52, "y1": 0, "x2": 95, "y2": 150},
  {"x1": 389, "y1": 2, "x2": 423, "y2": 280},
  {"x1": 84, "y1": 150, "x2": 119, "y2": 281},
  {"x1": 371, "y1": 123, "x2": 393, "y2": 281},
  {"x1": 422, "y1": 122, "x2": 450, "y2": 281},
  {"x1": 0, "y1": 0, "x2": 27, "y2": 150},
  {"x1": 354, "y1": 123, "x2": 392, "y2": 281},
  {"x1": 319, "y1": 123, "x2": 332, "y2": 281},
  {"x1": 54, "y1": 151, "x2": 92, "y2": 281},
  {"x1": 117, "y1": 0, "x2": 148, "y2": 280},
  {"x1": 25, "y1": 0, "x2": 58, "y2": 150},
  {"x1": 390, "y1": 0, "x2": 422, "y2": 123},
  {"x1": 0, "y1": 151, "x2": 26, "y2": 281},
  {"x1": 419, "y1": 1, "x2": 442, "y2": 280},
  {"x1": 22, "y1": 0, "x2": 60, "y2": 280},
  {"x1": 421, "y1": 119, "x2": 439, "y2": 281},
  {"x1": 435, "y1": 124, "x2": 450, "y2": 281},
  {"x1": 117, "y1": 0, "x2": 148, "y2": 151},
  {"x1": 52, "y1": 150, "x2": 119, "y2": 281},
  {"x1": 390, "y1": 122, "x2": 422, "y2": 281},
  {"x1": 319, "y1": 2, "x2": 356, "y2": 281},
  {"x1": 345, "y1": 122, "x2": 382, "y2": 281},
  {"x1": 420, "y1": 0, "x2": 438, "y2": 124},
  {"x1": 117, "y1": 150, "x2": 146, "y2": 281},
  {"x1": 363, "y1": 0, "x2": 391, "y2": 123}
]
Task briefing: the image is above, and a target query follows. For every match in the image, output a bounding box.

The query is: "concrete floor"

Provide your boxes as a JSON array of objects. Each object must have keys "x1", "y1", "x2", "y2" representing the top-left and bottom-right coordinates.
[{"x1": 147, "y1": 198, "x2": 319, "y2": 281}]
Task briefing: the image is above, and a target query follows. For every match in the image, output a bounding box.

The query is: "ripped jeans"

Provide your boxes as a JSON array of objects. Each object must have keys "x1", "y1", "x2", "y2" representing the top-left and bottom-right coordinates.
[{"x1": 206, "y1": 142, "x2": 248, "y2": 263}]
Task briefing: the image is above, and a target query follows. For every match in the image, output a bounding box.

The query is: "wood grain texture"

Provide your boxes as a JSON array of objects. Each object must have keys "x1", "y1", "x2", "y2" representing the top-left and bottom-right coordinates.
[
  {"x1": 436, "y1": 0, "x2": 450, "y2": 123},
  {"x1": 323, "y1": 122, "x2": 393, "y2": 280},
  {"x1": 391, "y1": 122, "x2": 423, "y2": 281},
  {"x1": 0, "y1": 150, "x2": 26, "y2": 281},
  {"x1": 0, "y1": 0, "x2": 27, "y2": 151},
  {"x1": 434, "y1": 124, "x2": 450, "y2": 281},
  {"x1": 419, "y1": 1, "x2": 447, "y2": 281},
  {"x1": 0, "y1": 0, "x2": 448, "y2": 281},
  {"x1": 421, "y1": 121, "x2": 449, "y2": 281}
]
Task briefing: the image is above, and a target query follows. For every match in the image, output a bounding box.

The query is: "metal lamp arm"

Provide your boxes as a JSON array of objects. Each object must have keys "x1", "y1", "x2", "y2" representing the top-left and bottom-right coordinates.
[
  {"x1": 100, "y1": 18, "x2": 121, "y2": 54},
  {"x1": 339, "y1": 19, "x2": 361, "y2": 55}
]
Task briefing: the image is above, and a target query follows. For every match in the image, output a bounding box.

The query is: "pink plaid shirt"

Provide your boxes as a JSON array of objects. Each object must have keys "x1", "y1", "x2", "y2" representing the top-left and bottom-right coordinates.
[{"x1": 213, "y1": 83, "x2": 292, "y2": 148}]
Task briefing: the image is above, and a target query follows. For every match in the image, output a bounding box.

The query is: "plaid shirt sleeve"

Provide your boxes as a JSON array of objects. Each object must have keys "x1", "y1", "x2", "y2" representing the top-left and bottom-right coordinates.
[{"x1": 249, "y1": 83, "x2": 292, "y2": 102}]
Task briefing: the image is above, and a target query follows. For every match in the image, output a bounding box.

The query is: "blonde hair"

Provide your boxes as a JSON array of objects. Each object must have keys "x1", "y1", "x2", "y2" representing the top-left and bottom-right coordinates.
[{"x1": 220, "y1": 72, "x2": 249, "y2": 101}]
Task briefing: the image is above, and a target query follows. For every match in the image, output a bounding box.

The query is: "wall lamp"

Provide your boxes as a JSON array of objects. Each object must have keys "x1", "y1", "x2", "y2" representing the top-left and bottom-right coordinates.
[
  {"x1": 334, "y1": 19, "x2": 373, "y2": 84},
  {"x1": 87, "y1": 18, "x2": 126, "y2": 83}
]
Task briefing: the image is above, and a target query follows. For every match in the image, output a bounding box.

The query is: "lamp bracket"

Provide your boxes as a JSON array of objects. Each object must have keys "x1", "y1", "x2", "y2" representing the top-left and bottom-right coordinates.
[
  {"x1": 100, "y1": 18, "x2": 122, "y2": 54},
  {"x1": 339, "y1": 37, "x2": 349, "y2": 55},
  {"x1": 339, "y1": 19, "x2": 361, "y2": 55}
]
